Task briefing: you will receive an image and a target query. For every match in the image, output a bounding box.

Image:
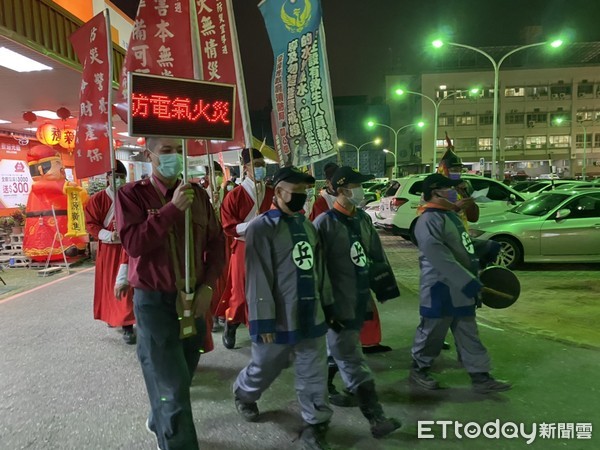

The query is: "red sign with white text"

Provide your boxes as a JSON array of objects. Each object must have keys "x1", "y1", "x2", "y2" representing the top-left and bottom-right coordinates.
[
  {"x1": 70, "y1": 12, "x2": 112, "y2": 178},
  {"x1": 190, "y1": 0, "x2": 252, "y2": 156},
  {"x1": 117, "y1": 0, "x2": 195, "y2": 121},
  {"x1": 128, "y1": 73, "x2": 235, "y2": 139}
]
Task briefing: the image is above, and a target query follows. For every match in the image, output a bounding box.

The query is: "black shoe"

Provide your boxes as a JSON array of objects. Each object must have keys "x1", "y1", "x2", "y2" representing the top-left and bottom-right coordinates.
[
  {"x1": 471, "y1": 374, "x2": 512, "y2": 394},
  {"x1": 409, "y1": 368, "x2": 440, "y2": 390},
  {"x1": 362, "y1": 344, "x2": 393, "y2": 354},
  {"x1": 299, "y1": 422, "x2": 331, "y2": 450},
  {"x1": 123, "y1": 330, "x2": 136, "y2": 345},
  {"x1": 369, "y1": 417, "x2": 402, "y2": 439},
  {"x1": 442, "y1": 341, "x2": 451, "y2": 350},
  {"x1": 222, "y1": 322, "x2": 239, "y2": 349},
  {"x1": 328, "y1": 384, "x2": 358, "y2": 407},
  {"x1": 235, "y1": 397, "x2": 259, "y2": 422},
  {"x1": 145, "y1": 419, "x2": 161, "y2": 450}
]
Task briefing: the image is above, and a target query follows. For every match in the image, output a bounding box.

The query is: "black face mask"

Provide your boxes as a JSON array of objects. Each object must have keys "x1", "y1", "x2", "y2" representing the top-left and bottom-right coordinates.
[{"x1": 282, "y1": 192, "x2": 307, "y2": 213}]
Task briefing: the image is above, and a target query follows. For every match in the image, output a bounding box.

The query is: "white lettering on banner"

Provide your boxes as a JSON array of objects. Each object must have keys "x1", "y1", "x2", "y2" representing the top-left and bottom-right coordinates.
[
  {"x1": 196, "y1": 0, "x2": 213, "y2": 14},
  {"x1": 139, "y1": 0, "x2": 146, "y2": 7},
  {"x1": 174, "y1": 2, "x2": 182, "y2": 13},
  {"x1": 154, "y1": 0, "x2": 169, "y2": 17},
  {"x1": 87, "y1": 148, "x2": 103, "y2": 162},
  {"x1": 133, "y1": 19, "x2": 147, "y2": 41},
  {"x1": 132, "y1": 44, "x2": 150, "y2": 67},
  {"x1": 85, "y1": 125, "x2": 98, "y2": 141},
  {"x1": 161, "y1": 69, "x2": 174, "y2": 76},
  {"x1": 80, "y1": 101, "x2": 93, "y2": 117},
  {"x1": 98, "y1": 97, "x2": 108, "y2": 115},
  {"x1": 217, "y1": 2, "x2": 223, "y2": 13},
  {"x1": 89, "y1": 47, "x2": 104, "y2": 64},
  {"x1": 207, "y1": 60, "x2": 220, "y2": 80},
  {"x1": 200, "y1": 16, "x2": 216, "y2": 36},
  {"x1": 80, "y1": 80, "x2": 88, "y2": 93},
  {"x1": 157, "y1": 45, "x2": 174, "y2": 67},
  {"x1": 154, "y1": 20, "x2": 174, "y2": 43},
  {"x1": 89, "y1": 27, "x2": 97, "y2": 42},
  {"x1": 94, "y1": 72, "x2": 104, "y2": 91},
  {"x1": 204, "y1": 39, "x2": 218, "y2": 59}
]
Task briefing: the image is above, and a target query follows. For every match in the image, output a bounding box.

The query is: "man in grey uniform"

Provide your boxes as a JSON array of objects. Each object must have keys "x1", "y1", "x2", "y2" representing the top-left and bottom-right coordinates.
[
  {"x1": 314, "y1": 166, "x2": 401, "y2": 439},
  {"x1": 233, "y1": 166, "x2": 333, "y2": 450},
  {"x1": 410, "y1": 173, "x2": 512, "y2": 394}
]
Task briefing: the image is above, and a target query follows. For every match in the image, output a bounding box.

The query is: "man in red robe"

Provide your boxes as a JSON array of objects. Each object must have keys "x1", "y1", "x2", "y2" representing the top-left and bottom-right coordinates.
[
  {"x1": 217, "y1": 148, "x2": 274, "y2": 349},
  {"x1": 85, "y1": 160, "x2": 135, "y2": 344}
]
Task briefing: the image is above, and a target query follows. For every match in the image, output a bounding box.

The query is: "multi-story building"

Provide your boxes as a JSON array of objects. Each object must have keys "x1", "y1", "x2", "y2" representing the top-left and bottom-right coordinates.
[{"x1": 386, "y1": 42, "x2": 600, "y2": 179}]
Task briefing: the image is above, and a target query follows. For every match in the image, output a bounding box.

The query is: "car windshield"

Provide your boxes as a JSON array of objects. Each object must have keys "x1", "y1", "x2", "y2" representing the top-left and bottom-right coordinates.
[
  {"x1": 511, "y1": 192, "x2": 570, "y2": 216},
  {"x1": 521, "y1": 182, "x2": 549, "y2": 193}
]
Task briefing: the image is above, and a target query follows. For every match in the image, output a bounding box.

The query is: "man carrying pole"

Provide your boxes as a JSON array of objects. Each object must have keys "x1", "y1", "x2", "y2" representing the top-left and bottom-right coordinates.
[{"x1": 116, "y1": 137, "x2": 225, "y2": 449}]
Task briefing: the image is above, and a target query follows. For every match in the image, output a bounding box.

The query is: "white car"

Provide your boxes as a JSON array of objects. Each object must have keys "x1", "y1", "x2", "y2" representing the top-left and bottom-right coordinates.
[{"x1": 371, "y1": 174, "x2": 526, "y2": 240}]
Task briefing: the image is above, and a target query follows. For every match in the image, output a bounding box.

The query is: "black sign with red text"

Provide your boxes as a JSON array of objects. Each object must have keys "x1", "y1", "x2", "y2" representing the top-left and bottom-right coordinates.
[{"x1": 128, "y1": 72, "x2": 236, "y2": 140}]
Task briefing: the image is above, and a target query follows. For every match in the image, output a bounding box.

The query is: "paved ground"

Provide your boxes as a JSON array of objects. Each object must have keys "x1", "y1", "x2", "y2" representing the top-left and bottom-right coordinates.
[{"x1": 0, "y1": 236, "x2": 598, "y2": 449}]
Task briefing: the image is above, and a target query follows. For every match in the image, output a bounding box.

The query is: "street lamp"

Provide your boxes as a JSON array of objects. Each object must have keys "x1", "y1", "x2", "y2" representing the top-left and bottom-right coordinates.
[
  {"x1": 395, "y1": 87, "x2": 479, "y2": 171},
  {"x1": 367, "y1": 121, "x2": 425, "y2": 178},
  {"x1": 432, "y1": 38, "x2": 564, "y2": 179},
  {"x1": 337, "y1": 138, "x2": 381, "y2": 171},
  {"x1": 554, "y1": 117, "x2": 592, "y2": 180},
  {"x1": 382, "y1": 149, "x2": 397, "y2": 177}
]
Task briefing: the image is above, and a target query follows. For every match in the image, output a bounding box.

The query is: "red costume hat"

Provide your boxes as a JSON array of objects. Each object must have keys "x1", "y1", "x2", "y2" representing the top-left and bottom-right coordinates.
[{"x1": 27, "y1": 145, "x2": 61, "y2": 166}]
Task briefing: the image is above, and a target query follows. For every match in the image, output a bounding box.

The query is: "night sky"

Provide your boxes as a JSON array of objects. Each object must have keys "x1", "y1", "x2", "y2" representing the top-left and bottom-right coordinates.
[{"x1": 113, "y1": 0, "x2": 600, "y2": 109}]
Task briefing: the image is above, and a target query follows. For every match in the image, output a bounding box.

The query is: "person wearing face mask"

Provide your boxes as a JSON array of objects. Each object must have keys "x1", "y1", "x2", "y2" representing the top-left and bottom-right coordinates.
[
  {"x1": 409, "y1": 173, "x2": 511, "y2": 394},
  {"x1": 233, "y1": 166, "x2": 333, "y2": 449},
  {"x1": 314, "y1": 166, "x2": 401, "y2": 440},
  {"x1": 84, "y1": 160, "x2": 136, "y2": 344},
  {"x1": 116, "y1": 138, "x2": 225, "y2": 450},
  {"x1": 217, "y1": 148, "x2": 275, "y2": 349}
]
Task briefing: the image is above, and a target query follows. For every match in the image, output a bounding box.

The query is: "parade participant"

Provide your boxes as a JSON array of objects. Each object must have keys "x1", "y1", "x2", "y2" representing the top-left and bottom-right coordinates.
[
  {"x1": 308, "y1": 162, "x2": 338, "y2": 221},
  {"x1": 409, "y1": 173, "x2": 512, "y2": 394},
  {"x1": 24, "y1": 145, "x2": 88, "y2": 261},
  {"x1": 116, "y1": 137, "x2": 225, "y2": 450},
  {"x1": 217, "y1": 148, "x2": 274, "y2": 349},
  {"x1": 84, "y1": 160, "x2": 135, "y2": 344},
  {"x1": 314, "y1": 166, "x2": 401, "y2": 439},
  {"x1": 233, "y1": 166, "x2": 333, "y2": 450}
]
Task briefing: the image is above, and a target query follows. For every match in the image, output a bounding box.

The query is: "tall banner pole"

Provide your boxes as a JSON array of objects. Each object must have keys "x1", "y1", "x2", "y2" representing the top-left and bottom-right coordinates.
[
  {"x1": 103, "y1": 8, "x2": 118, "y2": 221},
  {"x1": 182, "y1": 138, "x2": 191, "y2": 294}
]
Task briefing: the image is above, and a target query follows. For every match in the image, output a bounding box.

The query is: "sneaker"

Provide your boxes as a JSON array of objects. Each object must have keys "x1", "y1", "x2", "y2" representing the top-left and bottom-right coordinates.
[
  {"x1": 472, "y1": 376, "x2": 512, "y2": 394},
  {"x1": 409, "y1": 368, "x2": 440, "y2": 390},
  {"x1": 369, "y1": 416, "x2": 402, "y2": 439},
  {"x1": 145, "y1": 419, "x2": 161, "y2": 450},
  {"x1": 123, "y1": 330, "x2": 136, "y2": 345},
  {"x1": 235, "y1": 397, "x2": 259, "y2": 422}
]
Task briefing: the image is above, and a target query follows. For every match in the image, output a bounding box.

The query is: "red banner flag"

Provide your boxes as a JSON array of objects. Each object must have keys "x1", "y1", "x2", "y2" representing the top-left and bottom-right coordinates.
[
  {"x1": 116, "y1": 0, "x2": 196, "y2": 122},
  {"x1": 70, "y1": 12, "x2": 112, "y2": 178},
  {"x1": 188, "y1": 0, "x2": 253, "y2": 156}
]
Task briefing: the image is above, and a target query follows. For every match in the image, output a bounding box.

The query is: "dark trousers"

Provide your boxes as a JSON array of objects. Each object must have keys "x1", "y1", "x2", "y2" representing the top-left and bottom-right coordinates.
[{"x1": 134, "y1": 289, "x2": 206, "y2": 450}]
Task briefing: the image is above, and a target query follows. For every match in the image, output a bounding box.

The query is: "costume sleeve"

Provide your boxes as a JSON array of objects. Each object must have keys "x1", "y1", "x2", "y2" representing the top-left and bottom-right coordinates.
[
  {"x1": 220, "y1": 188, "x2": 246, "y2": 238},
  {"x1": 313, "y1": 224, "x2": 333, "y2": 308},
  {"x1": 116, "y1": 185, "x2": 184, "y2": 258},
  {"x1": 415, "y1": 212, "x2": 482, "y2": 298},
  {"x1": 365, "y1": 212, "x2": 389, "y2": 265},
  {"x1": 245, "y1": 218, "x2": 276, "y2": 339},
  {"x1": 84, "y1": 194, "x2": 105, "y2": 240},
  {"x1": 198, "y1": 188, "x2": 226, "y2": 288}
]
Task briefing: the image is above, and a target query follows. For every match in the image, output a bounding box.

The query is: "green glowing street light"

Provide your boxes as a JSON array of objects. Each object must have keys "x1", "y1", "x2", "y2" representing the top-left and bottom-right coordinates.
[
  {"x1": 552, "y1": 116, "x2": 590, "y2": 180},
  {"x1": 431, "y1": 37, "x2": 565, "y2": 179},
  {"x1": 337, "y1": 137, "x2": 382, "y2": 171},
  {"x1": 394, "y1": 88, "x2": 478, "y2": 171},
  {"x1": 366, "y1": 121, "x2": 425, "y2": 177}
]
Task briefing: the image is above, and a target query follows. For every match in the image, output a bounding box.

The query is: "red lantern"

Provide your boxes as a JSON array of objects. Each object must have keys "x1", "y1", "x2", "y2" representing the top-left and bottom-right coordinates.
[
  {"x1": 22, "y1": 111, "x2": 37, "y2": 123},
  {"x1": 136, "y1": 137, "x2": 146, "y2": 146},
  {"x1": 59, "y1": 126, "x2": 76, "y2": 151},
  {"x1": 36, "y1": 123, "x2": 62, "y2": 146},
  {"x1": 56, "y1": 107, "x2": 71, "y2": 121}
]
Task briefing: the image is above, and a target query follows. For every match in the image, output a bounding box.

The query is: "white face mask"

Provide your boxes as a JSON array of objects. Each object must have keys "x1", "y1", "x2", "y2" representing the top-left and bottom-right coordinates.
[{"x1": 346, "y1": 187, "x2": 365, "y2": 206}]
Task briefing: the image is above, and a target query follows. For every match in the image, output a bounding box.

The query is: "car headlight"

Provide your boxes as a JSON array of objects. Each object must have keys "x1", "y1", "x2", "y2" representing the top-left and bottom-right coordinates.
[{"x1": 469, "y1": 229, "x2": 485, "y2": 238}]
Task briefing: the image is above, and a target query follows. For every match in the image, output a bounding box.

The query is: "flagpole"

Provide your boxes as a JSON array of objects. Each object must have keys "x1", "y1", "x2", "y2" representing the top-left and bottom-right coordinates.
[
  {"x1": 104, "y1": 9, "x2": 116, "y2": 188},
  {"x1": 182, "y1": 138, "x2": 190, "y2": 294}
]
